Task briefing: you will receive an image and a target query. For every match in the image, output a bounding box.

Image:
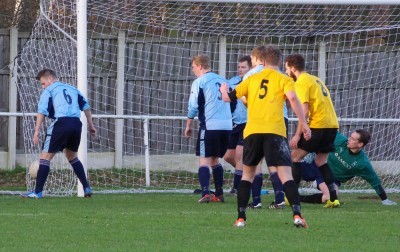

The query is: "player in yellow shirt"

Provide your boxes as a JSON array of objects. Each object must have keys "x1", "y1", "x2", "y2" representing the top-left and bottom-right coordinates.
[
  {"x1": 221, "y1": 46, "x2": 311, "y2": 228},
  {"x1": 285, "y1": 54, "x2": 340, "y2": 208}
]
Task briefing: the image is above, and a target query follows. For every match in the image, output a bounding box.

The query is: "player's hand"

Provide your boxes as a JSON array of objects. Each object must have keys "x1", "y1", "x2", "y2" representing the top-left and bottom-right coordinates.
[
  {"x1": 89, "y1": 126, "x2": 96, "y2": 137},
  {"x1": 184, "y1": 127, "x2": 192, "y2": 138},
  {"x1": 302, "y1": 125, "x2": 311, "y2": 140},
  {"x1": 33, "y1": 131, "x2": 40, "y2": 145},
  {"x1": 382, "y1": 199, "x2": 397, "y2": 205},
  {"x1": 290, "y1": 135, "x2": 300, "y2": 149},
  {"x1": 220, "y1": 83, "x2": 229, "y2": 93}
]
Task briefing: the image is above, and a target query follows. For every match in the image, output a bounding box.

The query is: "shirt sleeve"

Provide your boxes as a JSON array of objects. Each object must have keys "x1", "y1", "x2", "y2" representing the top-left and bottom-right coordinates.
[
  {"x1": 295, "y1": 77, "x2": 310, "y2": 104},
  {"x1": 77, "y1": 89, "x2": 90, "y2": 111},
  {"x1": 37, "y1": 90, "x2": 52, "y2": 116},
  {"x1": 358, "y1": 159, "x2": 382, "y2": 190},
  {"x1": 187, "y1": 79, "x2": 200, "y2": 119},
  {"x1": 234, "y1": 76, "x2": 250, "y2": 99}
]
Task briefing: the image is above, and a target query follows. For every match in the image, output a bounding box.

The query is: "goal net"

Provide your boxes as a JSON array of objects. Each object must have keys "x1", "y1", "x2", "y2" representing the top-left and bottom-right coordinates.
[{"x1": 14, "y1": 0, "x2": 400, "y2": 195}]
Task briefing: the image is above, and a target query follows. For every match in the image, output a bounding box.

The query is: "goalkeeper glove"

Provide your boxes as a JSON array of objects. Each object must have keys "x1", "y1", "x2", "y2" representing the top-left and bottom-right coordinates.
[{"x1": 382, "y1": 199, "x2": 397, "y2": 205}]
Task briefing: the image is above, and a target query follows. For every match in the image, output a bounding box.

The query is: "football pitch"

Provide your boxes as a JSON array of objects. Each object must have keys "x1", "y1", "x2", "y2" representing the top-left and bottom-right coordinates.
[{"x1": 1, "y1": 193, "x2": 399, "y2": 251}]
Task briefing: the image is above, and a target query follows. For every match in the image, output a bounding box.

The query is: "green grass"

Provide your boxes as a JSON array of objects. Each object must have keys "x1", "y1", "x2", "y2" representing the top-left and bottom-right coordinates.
[{"x1": 0, "y1": 193, "x2": 399, "y2": 251}]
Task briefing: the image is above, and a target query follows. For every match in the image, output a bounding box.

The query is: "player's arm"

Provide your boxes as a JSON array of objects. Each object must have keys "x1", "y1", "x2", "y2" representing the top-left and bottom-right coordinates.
[
  {"x1": 285, "y1": 90, "x2": 311, "y2": 147},
  {"x1": 185, "y1": 81, "x2": 200, "y2": 138},
  {"x1": 221, "y1": 77, "x2": 249, "y2": 103},
  {"x1": 84, "y1": 109, "x2": 96, "y2": 137},
  {"x1": 361, "y1": 163, "x2": 397, "y2": 205},
  {"x1": 33, "y1": 113, "x2": 45, "y2": 145}
]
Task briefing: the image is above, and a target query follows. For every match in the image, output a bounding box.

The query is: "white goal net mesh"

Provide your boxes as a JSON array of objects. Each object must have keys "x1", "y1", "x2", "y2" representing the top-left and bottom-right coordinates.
[{"x1": 13, "y1": 0, "x2": 400, "y2": 195}]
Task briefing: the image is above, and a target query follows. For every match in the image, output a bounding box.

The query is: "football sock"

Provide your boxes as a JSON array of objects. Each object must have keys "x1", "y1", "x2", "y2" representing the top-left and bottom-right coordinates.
[
  {"x1": 283, "y1": 180, "x2": 302, "y2": 217},
  {"x1": 198, "y1": 166, "x2": 210, "y2": 196},
  {"x1": 270, "y1": 172, "x2": 285, "y2": 204},
  {"x1": 233, "y1": 169, "x2": 243, "y2": 190},
  {"x1": 69, "y1": 157, "x2": 89, "y2": 189},
  {"x1": 251, "y1": 173, "x2": 263, "y2": 205},
  {"x1": 318, "y1": 163, "x2": 338, "y2": 201},
  {"x1": 212, "y1": 164, "x2": 224, "y2": 196},
  {"x1": 292, "y1": 162, "x2": 302, "y2": 187},
  {"x1": 35, "y1": 159, "x2": 50, "y2": 193},
  {"x1": 300, "y1": 193, "x2": 323, "y2": 204},
  {"x1": 377, "y1": 185, "x2": 388, "y2": 201},
  {"x1": 237, "y1": 180, "x2": 252, "y2": 220}
]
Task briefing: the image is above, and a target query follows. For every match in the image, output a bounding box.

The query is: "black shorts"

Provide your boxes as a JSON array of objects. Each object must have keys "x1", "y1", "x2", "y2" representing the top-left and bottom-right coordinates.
[
  {"x1": 227, "y1": 123, "x2": 245, "y2": 149},
  {"x1": 297, "y1": 128, "x2": 337, "y2": 153},
  {"x1": 243, "y1": 133, "x2": 292, "y2": 167},
  {"x1": 43, "y1": 117, "x2": 82, "y2": 153},
  {"x1": 196, "y1": 129, "x2": 230, "y2": 158}
]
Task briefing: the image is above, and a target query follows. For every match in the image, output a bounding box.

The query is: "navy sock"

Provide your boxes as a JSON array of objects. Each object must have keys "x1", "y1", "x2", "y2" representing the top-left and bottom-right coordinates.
[
  {"x1": 233, "y1": 170, "x2": 243, "y2": 190},
  {"x1": 237, "y1": 180, "x2": 252, "y2": 220},
  {"x1": 198, "y1": 166, "x2": 210, "y2": 196},
  {"x1": 270, "y1": 172, "x2": 284, "y2": 204},
  {"x1": 35, "y1": 159, "x2": 50, "y2": 193},
  {"x1": 212, "y1": 164, "x2": 224, "y2": 196},
  {"x1": 69, "y1": 158, "x2": 89, "y2": 189},
  {"x1": 292, "y1": 162, "x2": 302, "y2": 187},
  {"x1": 251, "y1": 173, "x2": 263, "y2": 205},
  {"x1": 283, "y1": 180, "x2": 301, "y2": 217}
]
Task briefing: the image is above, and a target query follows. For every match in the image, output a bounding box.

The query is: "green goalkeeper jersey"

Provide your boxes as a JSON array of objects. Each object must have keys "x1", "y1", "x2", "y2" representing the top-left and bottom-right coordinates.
[{"x1": 328, "y1": 132, "x2": 381, "y2": 191}]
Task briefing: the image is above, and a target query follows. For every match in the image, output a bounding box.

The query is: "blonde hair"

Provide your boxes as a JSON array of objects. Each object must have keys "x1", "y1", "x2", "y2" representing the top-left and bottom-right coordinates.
[
  {"x1": 191, "y1": 54, "x2": 211, "y2": 69},
  {"x1": 251, "y1": 45, "x2": 282, "y2": 66}
]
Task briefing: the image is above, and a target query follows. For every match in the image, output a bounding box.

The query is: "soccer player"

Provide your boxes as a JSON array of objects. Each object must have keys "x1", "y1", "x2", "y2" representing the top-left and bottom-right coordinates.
[
  {"x1": 285, "y1": 54, "x2": 340, "y2": 208},
  {"x1": 221, "y1": 45, "x2": 311, "y2": 228},
  {"x1": 299, "y1": 130, "x2": 397, "y2": 205},
  {"x1": 224, "y1": 55, "x2": 252, "y2": 195},
  {"x1": 185, "y1": 54, "x2": 232, "y2": 203},
  {"x1": 21, "y1": 69, "x2": 96, "y2": 198}
]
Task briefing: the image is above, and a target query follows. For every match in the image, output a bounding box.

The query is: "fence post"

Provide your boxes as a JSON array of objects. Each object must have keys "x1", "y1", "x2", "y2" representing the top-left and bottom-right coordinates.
[
  {"x1": 318, "y1": 41, "x2": 326, "y2": 83},
  {"x1": 218, "y1": 36, "x2": 226, "y2": 78},
  {"x1": 143, "y1": 117, "x2": 150, "y2": 187},
  {"x1": 8, "y1": 27, "x2": 18, "y2": 170},
  {"x1": 115, "y1": 31, "x2": 126, "y2": 168}
]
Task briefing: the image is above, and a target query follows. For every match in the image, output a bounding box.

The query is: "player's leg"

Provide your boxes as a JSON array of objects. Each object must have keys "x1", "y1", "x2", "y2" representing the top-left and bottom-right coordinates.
[
  {"x1": 210, "y1": 156, "x2": 225, "y2": 202},
  {"x1": 235, "y1": 134, "x2": 263, "y2": 227},
  {"x1": 268, "y1": 166, "x2": 285, "y2": 209},
  {"x1": 195, "y1": 129, "x2": 212, "y2": 202},
  {"x1": 64, "y1": 149, "x2": 92, "y2": 197},
  {"x1": 248, "y1": 162, "x2": 263, "y2": 209},
  {"x1": 265, "y1": 134, "x2": 308, "y2": 228},
  {"x1": 291, "y1": 148, "x2": 308, "y2": 186}
]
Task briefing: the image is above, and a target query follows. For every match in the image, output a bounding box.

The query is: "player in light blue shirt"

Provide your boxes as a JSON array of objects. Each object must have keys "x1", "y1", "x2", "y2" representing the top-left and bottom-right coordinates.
[
  {"x1": 21, "y1": 69, "x2": 96, "y2": 199},
  {"x1": 223, "y1": 56, "x2": 251, "y2": 195},
  {"x1": 185, "y1": 55, "x2": 232, "y2": 203}
]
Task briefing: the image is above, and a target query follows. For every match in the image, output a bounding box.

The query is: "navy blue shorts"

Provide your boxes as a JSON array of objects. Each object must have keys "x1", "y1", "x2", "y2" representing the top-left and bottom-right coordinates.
[
  {"x1": 243, "y1": 133, "x2": 292, "y2": 167},
  {"x1": 42, "y1": 117, "x2": 82, "y2": 153},
  {"x1": 196, "y1": 129, "x2": 230, "y2": 158},
  {"x1": 299, "y1": 160, "x2": 325, "y2": 186},
  {"x1": 227, "y1": 123, "x2": 245, "y2": 149},
  {"x1": 298, "y1": 128, "x2": 337, "y2": 153}
]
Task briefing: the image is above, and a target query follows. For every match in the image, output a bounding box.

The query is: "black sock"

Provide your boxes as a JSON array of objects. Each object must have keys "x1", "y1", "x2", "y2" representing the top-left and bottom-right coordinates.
[
  {"x1": 270, "y1": 172, "x2": 284, "y2": 204},
  {"x1": 292, "y1": 162, "x2": 302, "y2": 187},
  {"x1": 237, "y1": 180, "x2": 252, "y2": 220},
  {"x1": 300, "y1": 193, "x2": 323, "y2": 204},
  {"x1": 35, "y1": 159, "x2": 50, "y2": 193},
  {"x1": 318, "y1": 163, "x2": 338, "y2": 201},
  {"x1": 198, "y1": 166, "x2": 210, "y2": 196},
  {"x1": 283, "y1": 180, "x2": 301, "y2": 217},
  {"x1": 212, "y1": 164, "x2": 224, "y2": 196}
]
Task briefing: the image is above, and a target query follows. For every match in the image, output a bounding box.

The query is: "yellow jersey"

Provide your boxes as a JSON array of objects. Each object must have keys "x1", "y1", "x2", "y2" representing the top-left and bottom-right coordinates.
[
  {"x1": 234, "y1": 68, "x2": 294, "y2": 138},
  {"x1": 295, "y1": 72, "x2": 339, "y2": 129}
]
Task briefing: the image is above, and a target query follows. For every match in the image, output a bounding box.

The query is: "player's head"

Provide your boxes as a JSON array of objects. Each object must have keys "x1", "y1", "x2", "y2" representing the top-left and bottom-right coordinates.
[
  {"x1": 285, "y1": 54, "x2": 305, "y2": 81},
  {"x1": 348, "y1": 129, "x2": 371, "y2": 150},
  {"x1": 36, "y1": 69, "x2": 57, "y2": 89},
  {"x1": 237, "y1": 55, "x2": 251, "y2": 77},
  {"x1": 191, "y1": 54, "x2": 211, "y2": 77},
  {"x1": 263, "y1": 46, "x2": 282, "y2": 67},
  {"x1": 250, "y1": 46, "x2": 267, "y2": 67}
]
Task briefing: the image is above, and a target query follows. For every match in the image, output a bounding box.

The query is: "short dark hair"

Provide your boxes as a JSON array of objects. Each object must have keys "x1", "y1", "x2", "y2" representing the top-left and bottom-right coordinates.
[
  {"x1": 238, "y1": 55, "x2": 251, "y2": 68},
  {"x1": 285, "y1": 54, "x2": 305, "y2": 72},
  {"x1": 355, "y1": 129, "x2": 371, "y2": 147},
  {"x1": 251, "y1": 45, "x2": 282, "y2": 66},
  {"x1": 36, "y1": 69, "x2": 57, "y2": 80}
]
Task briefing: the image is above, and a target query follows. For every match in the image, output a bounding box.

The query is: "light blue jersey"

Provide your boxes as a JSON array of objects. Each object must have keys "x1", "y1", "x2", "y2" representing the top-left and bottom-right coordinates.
[
  {"x1": 187, "y1": 72, "x2": 232, "y2": 130},
  {"x1": 38, "y1": 81, "x2": 90, "y2": 119},
  {"x1": 243, "y1": 64, "x2": 288, "y2": 119},
  {"x1": 227, "y1": 76, "x2": 247, "y2": 125}
]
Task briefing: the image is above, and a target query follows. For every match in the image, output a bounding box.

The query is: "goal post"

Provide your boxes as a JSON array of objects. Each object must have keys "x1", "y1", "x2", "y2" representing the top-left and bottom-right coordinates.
[{"x1": 13, "y1": 0, "x2": 400, "y2": 195}]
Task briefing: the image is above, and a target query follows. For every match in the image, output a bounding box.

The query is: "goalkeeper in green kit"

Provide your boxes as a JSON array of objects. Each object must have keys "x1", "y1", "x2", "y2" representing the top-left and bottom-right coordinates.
[{"x1": 298, "y1": 129, "x2": 397, "y2": 206}]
